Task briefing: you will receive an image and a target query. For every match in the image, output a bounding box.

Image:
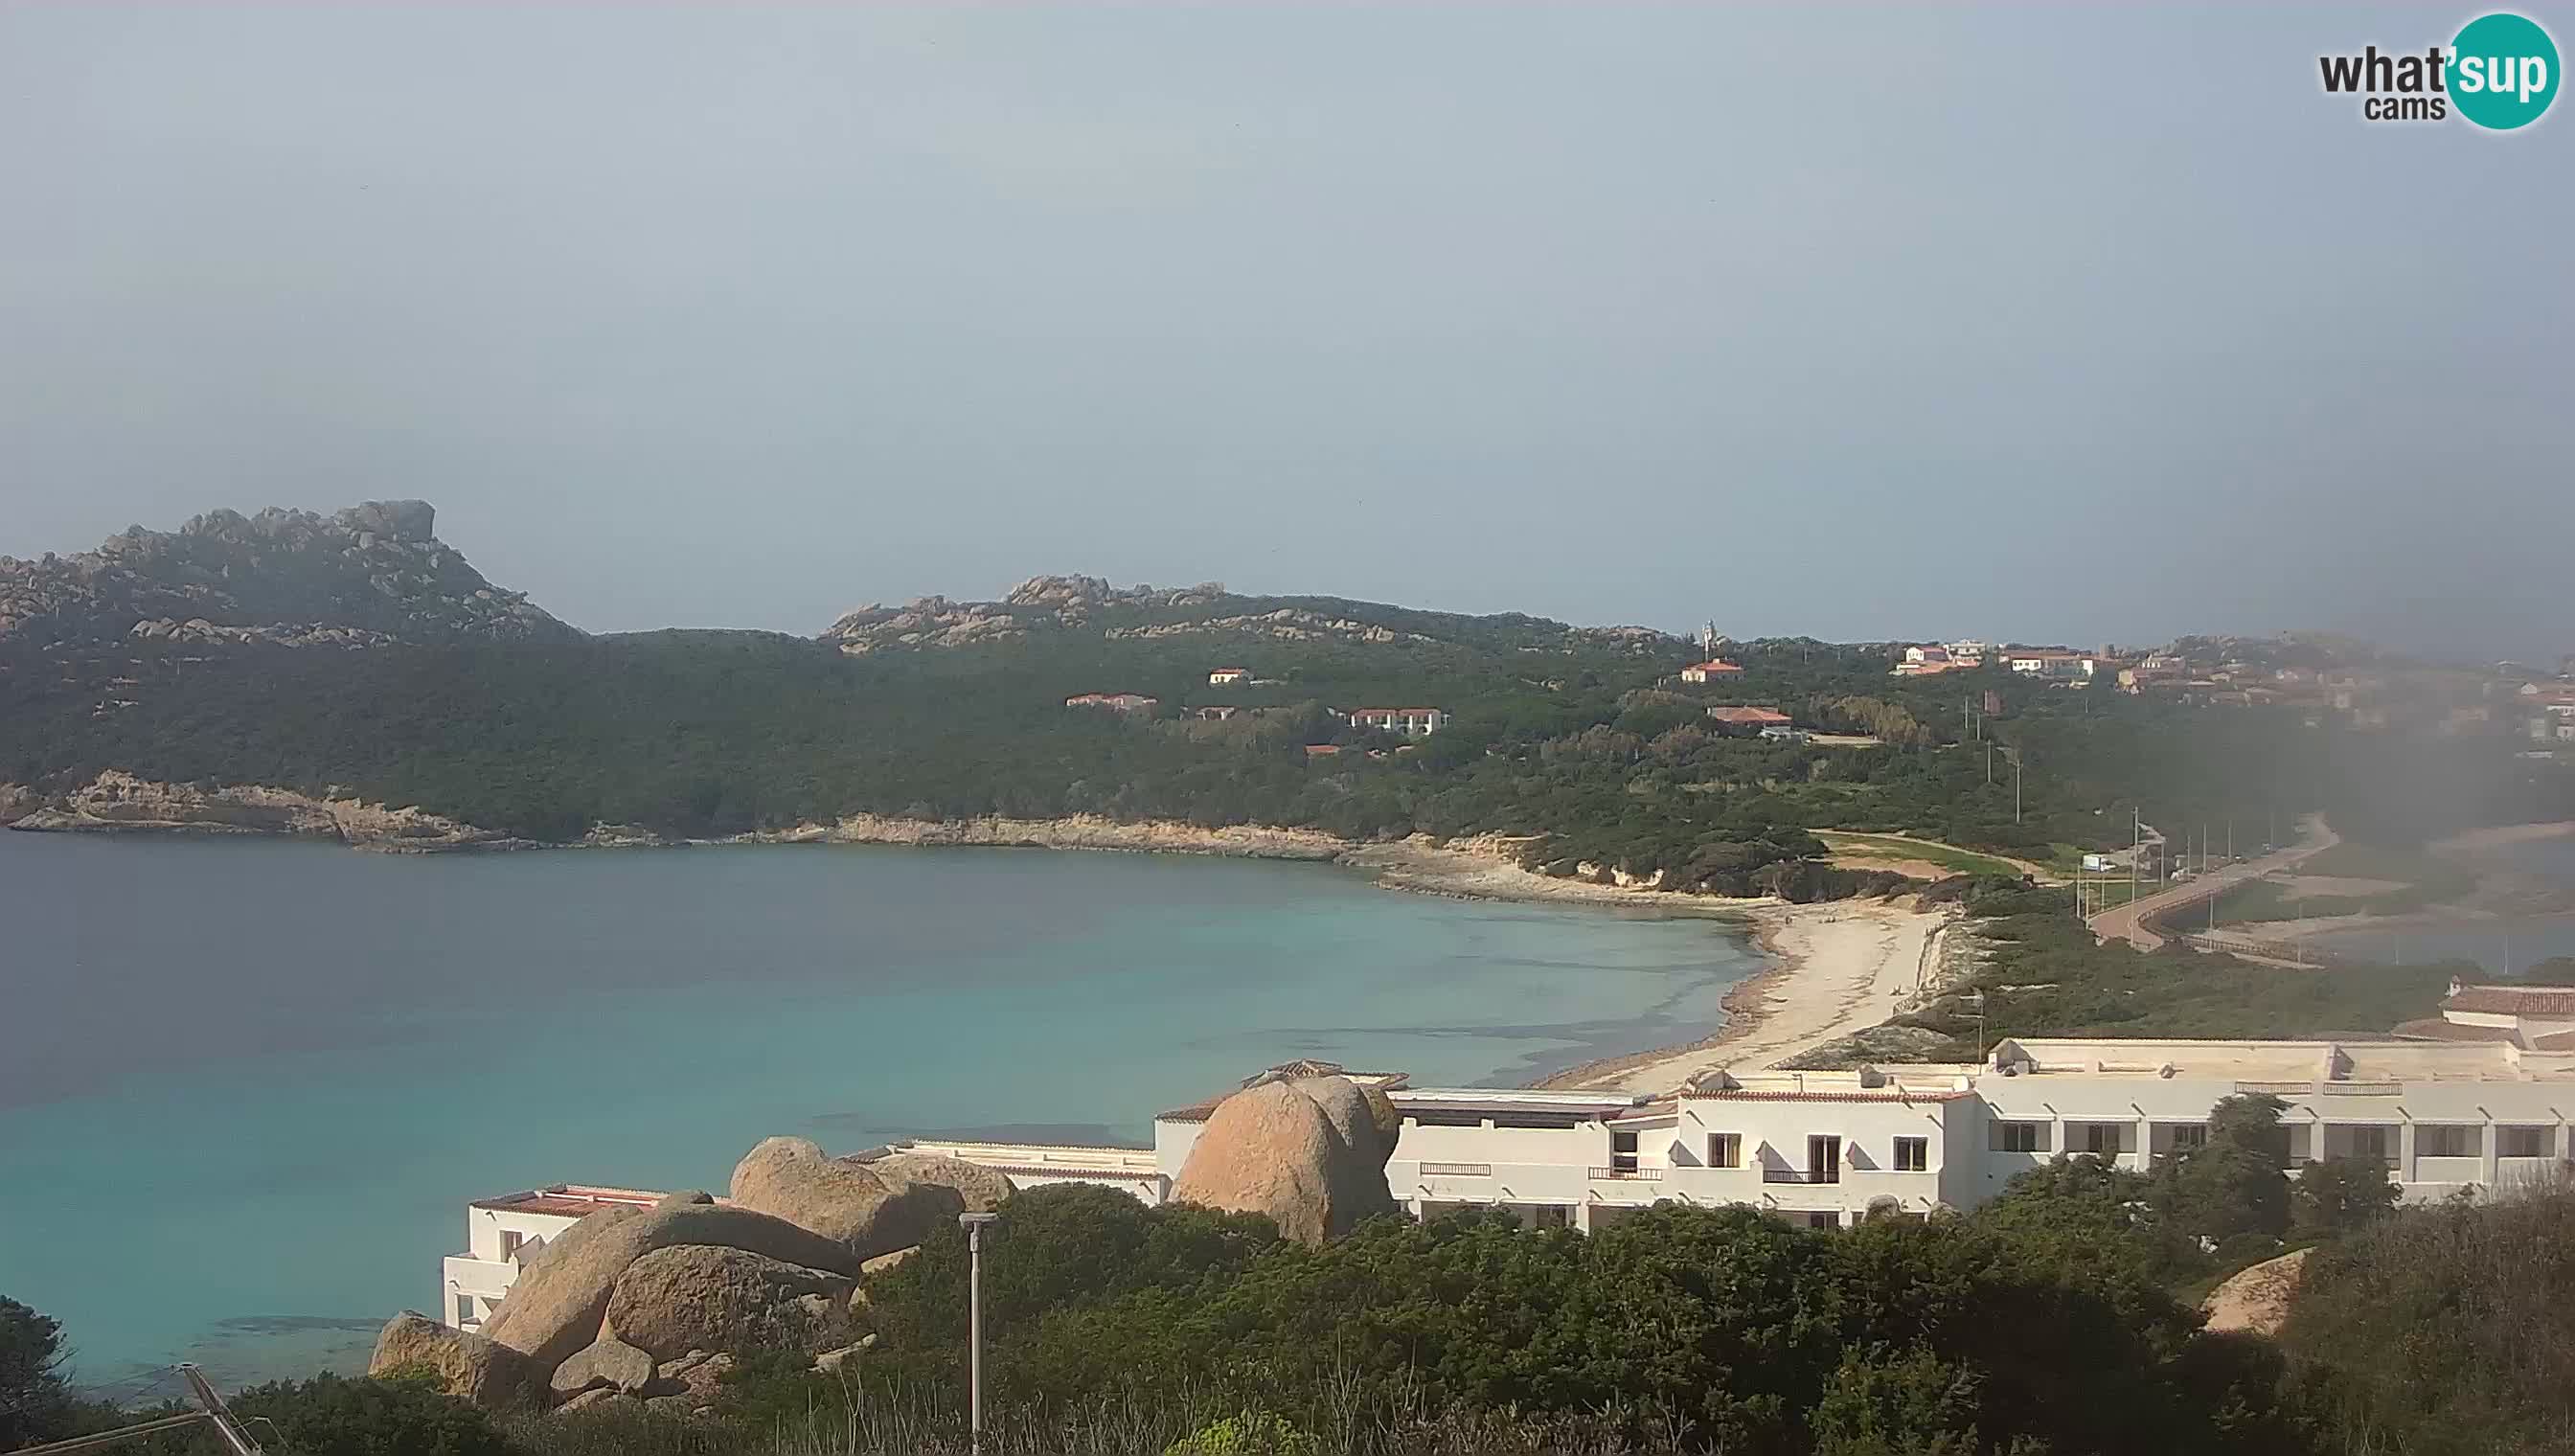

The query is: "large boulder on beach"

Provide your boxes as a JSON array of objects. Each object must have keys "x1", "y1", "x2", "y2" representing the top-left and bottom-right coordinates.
[
  {"x1": 729, "y1": 1137, "x2": 966, "y2": 1257},
  {"x1": 481, "y1": 1192, "x2": 865, "y2": 1374},
  {"x1": 1169, "y1": 1076, "x2": 1398, "y2": 1246},
  {"x1": 2200, "y1": 1247, "x2": 2312, "y2": 1337},
  {"x1": 603, "y1": 1244, "x2": 857, "y2": 1361},
  {"x1": 863, "y1": 1150, "x2": 1014, "y2": 1214},
  {"x1": 367, "y1": 1311, "x2": 545, "y2": 1409}
]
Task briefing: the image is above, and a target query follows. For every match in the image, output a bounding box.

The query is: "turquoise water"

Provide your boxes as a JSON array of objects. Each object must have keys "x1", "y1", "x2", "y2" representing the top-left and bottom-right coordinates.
[{"x1": 0, "y1": 832, "x2": 1761, "y2": 1399}]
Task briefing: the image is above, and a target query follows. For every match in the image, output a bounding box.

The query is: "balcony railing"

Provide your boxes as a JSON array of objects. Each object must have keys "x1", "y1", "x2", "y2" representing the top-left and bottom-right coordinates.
[
  {"x1": 1587, "y1": 1166, "x2": 1663, "y2": 1181},
  {"x1": 1761, "y1": 1169, "x2": 1841, "y2": 1185},
  {"x1": 1418, "y1": 1162, "x2": 1493, "y2": 1177}
]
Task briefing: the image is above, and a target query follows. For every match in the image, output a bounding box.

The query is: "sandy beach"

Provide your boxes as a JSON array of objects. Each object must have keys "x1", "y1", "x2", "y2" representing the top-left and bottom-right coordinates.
[{"x1": 1341, "y1": 836, "x2": 1956, "y2": 1094}]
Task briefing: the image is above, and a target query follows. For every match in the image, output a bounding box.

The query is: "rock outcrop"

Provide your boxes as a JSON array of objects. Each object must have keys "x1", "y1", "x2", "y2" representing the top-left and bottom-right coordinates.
[
  {"x1": 604, "y1": 1245, "x2": 856, "y2": 1361},
  {"x1": 1169, "y1": 1074, "x2": 1400, "y2": 1245},
  {"x1": 859, "y1": 1150, "x2": 1014, "y2": 1215},
  {"x1": 481, "y1": 1192, "x2": 865, "y2": 1374},
  {"x1": 415, "y1": 1136, "x2": 1019, "y2": 1407},
  {"x1": 549, "y1": 1330, "x2": 657, "y2": 1399},
  {"x1": 4, "y1": 770, "x2": 513, "y2": 850},
  {"x1": 728, "y1": 1137, "x2": 964, "y2": 1259},
  {"x1": 2200, "y1": 1247, "x2": 2312, "y2": 1337},
  {"x1": 367, "y1": 1311, "x2": 547, "y2": 1409},
  {"x1": 0, "y1": 500, "x2": 579, "y2": 651}
]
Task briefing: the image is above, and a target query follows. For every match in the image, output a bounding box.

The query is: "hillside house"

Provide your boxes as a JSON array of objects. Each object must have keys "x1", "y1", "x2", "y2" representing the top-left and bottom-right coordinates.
[
  {"x1": 2004, "y1": 651, "x2": 2095, "y2": 680},
  {"x1": 1680, "y1": 659, "x2": 1744, "y2": 684},
  {"x1": 1705, "y1": 706, "x2": 1794, "y2": 732},
  {"x1": 2397, "y1": 980, "x2": 2575, "y2": 1050},
  {"x1": 1065, "y1": 693, "x2": 1159, "y2": 714},
  {"x1": 1207, "y1": 668, "x2": 1249, "y2": 685},
  {"x1": 1345, "y1": 707, "x2": 1447, "y2": 737}
]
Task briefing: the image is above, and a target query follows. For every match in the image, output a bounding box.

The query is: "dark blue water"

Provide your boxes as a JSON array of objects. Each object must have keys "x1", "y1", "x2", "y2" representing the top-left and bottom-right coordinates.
[{"x1": 0, "y1": 832, "x2": 1763, "y2": 1398}]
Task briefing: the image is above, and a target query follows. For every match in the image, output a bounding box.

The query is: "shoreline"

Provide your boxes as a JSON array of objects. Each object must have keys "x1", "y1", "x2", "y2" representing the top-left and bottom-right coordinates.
[{"x1": 7, "y1": 776, "x2": 1952, "y2": 1091}]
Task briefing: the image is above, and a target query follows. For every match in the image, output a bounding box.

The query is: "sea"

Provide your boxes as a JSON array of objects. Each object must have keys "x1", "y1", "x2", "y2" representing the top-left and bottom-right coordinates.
[
  {"x1": 0, "y1": 831, "x2": 1764, "y2": 1399},
  {"x1": 2310, "y1": 833, "x2": 2575, "y2": 969}
]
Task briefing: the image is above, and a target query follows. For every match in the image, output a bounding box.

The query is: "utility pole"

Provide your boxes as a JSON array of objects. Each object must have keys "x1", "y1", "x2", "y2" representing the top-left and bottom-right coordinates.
[{"x1": 960, "y1": 1212, "x2": 999, "y2": 1456}]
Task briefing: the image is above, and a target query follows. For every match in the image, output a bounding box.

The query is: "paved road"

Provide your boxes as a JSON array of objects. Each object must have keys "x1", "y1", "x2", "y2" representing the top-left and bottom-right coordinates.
[{"x1": 2086, "y1": 814, "x2": 2338, "y2": 951}]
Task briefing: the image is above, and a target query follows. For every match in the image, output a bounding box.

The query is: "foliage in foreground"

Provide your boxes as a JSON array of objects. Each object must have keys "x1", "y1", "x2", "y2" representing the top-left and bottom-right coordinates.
[
  {"x1": 24, "y1": 1182, "x2": 2575, "y2": 1455},
  {"x1": 2280, "y1": 1177, "x2": 2575, "y2": 1456}
]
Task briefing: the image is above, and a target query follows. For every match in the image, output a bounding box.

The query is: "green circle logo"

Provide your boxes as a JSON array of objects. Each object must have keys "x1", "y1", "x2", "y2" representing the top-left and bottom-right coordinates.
[{"x1": 2451, "y1": 12, "x2": 2559, "y2": 129}]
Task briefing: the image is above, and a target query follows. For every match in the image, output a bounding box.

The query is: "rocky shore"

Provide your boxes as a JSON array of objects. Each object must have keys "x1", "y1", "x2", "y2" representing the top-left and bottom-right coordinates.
[{"x1": 0, "y1": 770, "x2": 527, "y2": 851}]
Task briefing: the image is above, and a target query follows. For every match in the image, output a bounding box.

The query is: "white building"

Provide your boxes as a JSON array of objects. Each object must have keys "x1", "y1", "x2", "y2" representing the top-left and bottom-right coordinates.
[
  {"x1": 1344, "y1": 707, "x2": 1447, "y2": 737},
  {"x1": 442, "y1": 1185, "x2": 666, "y2": 1332},
  {"x1": 1207, "y1": 668, "x2": 1249, "y2": 686},
  {"x1": 993, "y1": 1041, "x2": 2575, "y2": 1230},
  {"x1": 442, "y1": 1041, "x2": 2575, "y2": 1326},
  {"x1": 2003, "y1": 651, "x2": 2096, "y2": 680}
]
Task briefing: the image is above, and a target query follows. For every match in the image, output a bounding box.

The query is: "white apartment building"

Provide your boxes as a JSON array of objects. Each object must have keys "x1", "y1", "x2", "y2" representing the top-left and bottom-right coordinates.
[
  {"x1": 1343, "y1": 707, "x2": 1447, "y2": 737},
  {"x1": 1047, "y1": 1041, "x2": 2575, "y2": 1230},
  {"x1": 441, "y1": 1041, "x2": 2575, "y2": 1326},
  {"x1": 442, "y1": 1185, "x2": 666, "y2": 1332}
]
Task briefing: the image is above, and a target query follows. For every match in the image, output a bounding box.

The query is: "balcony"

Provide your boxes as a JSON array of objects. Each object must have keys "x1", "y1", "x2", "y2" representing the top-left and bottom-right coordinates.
[
  {"x1": 1418, "y1": 1161, "x2": 1493, "y2": 1177},
  {"x1": 1761, "y1": 1169, "x2": 1840, "y2": 1185},
  {"x1": 1587, "y1": 1166, "x2": 1663, "y2": 1181}
]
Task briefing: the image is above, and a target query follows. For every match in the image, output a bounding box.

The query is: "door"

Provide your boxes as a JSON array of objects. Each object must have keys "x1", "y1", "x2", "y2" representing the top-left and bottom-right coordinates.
[
  {"x1": 1612, "y1": 1129, "x2": 1639, "y2": 1174},
  {"x1": 1809, "y1": 1135, "x2": 1841, "y2": 1184}
]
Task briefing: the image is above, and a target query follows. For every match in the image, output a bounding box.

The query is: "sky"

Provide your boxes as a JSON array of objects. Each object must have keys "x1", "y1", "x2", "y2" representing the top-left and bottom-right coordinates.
[{"x1": 0, "y1": 4, "x2": 2566, "y2": 655}]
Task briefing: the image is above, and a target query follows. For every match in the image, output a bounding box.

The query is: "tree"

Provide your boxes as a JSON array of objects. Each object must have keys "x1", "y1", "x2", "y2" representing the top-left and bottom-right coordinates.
[
  {"x1": 0, "y1": 1296, "x2": 76, "y2": 1450},
  {"x1": 2292, "y1": 1156, "x2": 2400, "y2": 1238},
  {"x1": 1810, "y1": 1345, "x2": 1982, "y2": 1456},
  {"x1": 2155, "y1": 1096, "x2": 2291, "y2": 1245}
]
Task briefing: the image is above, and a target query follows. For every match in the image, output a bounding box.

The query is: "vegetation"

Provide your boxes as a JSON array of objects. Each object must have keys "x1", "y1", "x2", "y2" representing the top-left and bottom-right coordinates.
[
  {"x1": 19, "y1": 1172, "x2": 2575, "y2": 1455},
  {"x1": 1874, "y1": 880, "x2": 2461, "y2": 1055},
  {"x1": 10, "y1": 602, "x2": 2565, "y2": 903}
]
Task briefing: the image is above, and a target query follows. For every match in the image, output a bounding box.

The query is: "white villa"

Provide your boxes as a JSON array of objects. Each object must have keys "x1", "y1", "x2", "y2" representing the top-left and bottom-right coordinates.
[{"x1": 439, "y1": 1039, "x2": 2575, "y2": 1329}]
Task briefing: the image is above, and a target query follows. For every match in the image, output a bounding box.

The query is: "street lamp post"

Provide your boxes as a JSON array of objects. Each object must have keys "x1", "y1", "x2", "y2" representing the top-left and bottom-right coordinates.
[{"x1": 960, "y1": 1212, "x2": 999, "y2": 1456}]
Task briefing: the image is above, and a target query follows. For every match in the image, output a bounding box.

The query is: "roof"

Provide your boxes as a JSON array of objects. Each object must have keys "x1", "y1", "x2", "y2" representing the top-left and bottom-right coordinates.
[
  {"x1": 1349, "y1": 706, "x2": 1443, "y2": 716},
  {"x1": 1685, "y1": 659, "x2": 1743, "y2": 672},
  {"x1": 895, "y1": 1140, "x2": 1160, "y2": 1179},
  {"x1": 471, "y1": 1184, "x2": 669, "y2": 1218},
  {"x1": 1689, "y1": 1088, "x2": 1975, "y2": 1103},
  {"x1": 1706, "y1": 706, "x2": 1793, "y2": 725},
  {"x1": 2445, "y1": 985, "x2": 2575, "y2": 1017},
  {"x1": 1994, "y1": 1036, "x2": 2575, "y2": 1084},
  {"x1": 2391, "y1": 1017, "x2": 2517, "y2": 1044}
]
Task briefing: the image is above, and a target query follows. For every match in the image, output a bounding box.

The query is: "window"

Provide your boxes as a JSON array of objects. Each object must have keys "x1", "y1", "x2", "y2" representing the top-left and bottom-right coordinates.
[
  {"x1": 1533, "y1": 1205, "x2": 1570, "y2": 1230},
  {"x1": 1806, "y1": 1212, "x2": 1840, "y2": 1231},
  {"x1": 455, "y1": 1293, "x2": 475, "y2": 1326},
  {"x1": 1993, "y1": 1121, "x2": 2044, "y2": 1153},
  {"x1": 2498, "y1": 1126, "x2": 2551, "y2": 1158},
  {"x1": 2169, "y1": 1125, "x2": 2207, "y2": 1152},
  {"x1": 1893, "y1": 1136, "x2": 1927, "y2": 1172},
  {"x1": 1611, "y1": 1128, "x2": 1639, "y2": 1174},
  {"x1": 1707, "y1": 1133, "x2": 1742, "y2": 1169},
  {"x1": 2080, "y1": 1122, "x2": 2129, "y2": 1156},
  {"x1": 499, "y1": 1230, "x2": 523, "y2": 1260},
  {"x1": 2417, "y1": 1125, "x2": 2481, "y2": 1158}
]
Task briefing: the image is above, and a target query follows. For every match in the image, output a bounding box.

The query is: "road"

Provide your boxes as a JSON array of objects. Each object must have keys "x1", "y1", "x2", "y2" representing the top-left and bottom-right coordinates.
[{"x1": 2085, "y1": 814, "x2": 2339, "y2": 951}]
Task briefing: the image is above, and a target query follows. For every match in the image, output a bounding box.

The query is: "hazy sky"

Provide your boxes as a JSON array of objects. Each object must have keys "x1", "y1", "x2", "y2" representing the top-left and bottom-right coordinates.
[{"x1": 1, "y1": 5, "x2": 2565, "y2": 653}]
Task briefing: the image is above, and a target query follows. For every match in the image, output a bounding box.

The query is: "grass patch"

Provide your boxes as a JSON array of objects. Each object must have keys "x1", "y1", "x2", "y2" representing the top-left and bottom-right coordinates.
[{"x1": 1816, "y1": 830, "x2": 2020, "y2": 877}]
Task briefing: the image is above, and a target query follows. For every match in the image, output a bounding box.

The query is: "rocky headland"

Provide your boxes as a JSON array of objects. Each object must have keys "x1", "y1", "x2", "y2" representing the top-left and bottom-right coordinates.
[{"x1": 0, "y1": 499, "x2": 579, "y2": 651}]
